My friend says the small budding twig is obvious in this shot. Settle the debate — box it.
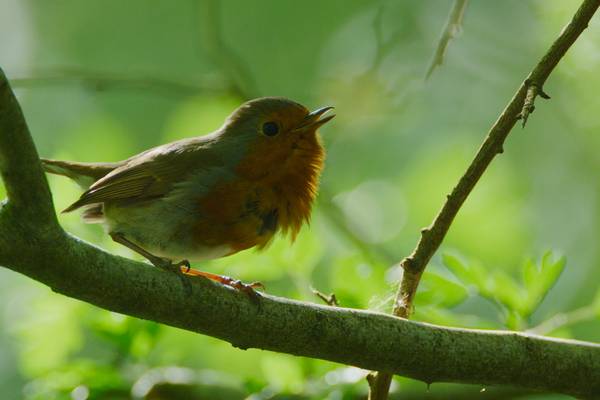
[312,288,340,307]
[519,79,552,127]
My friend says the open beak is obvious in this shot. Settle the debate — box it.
[294,106,335,131]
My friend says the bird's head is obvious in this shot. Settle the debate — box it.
[222,97,334,182]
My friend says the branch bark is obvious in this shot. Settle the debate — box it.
[0,71,57,231]
[369,0,600,398]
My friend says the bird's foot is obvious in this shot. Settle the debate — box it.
[150,257,263,300]
[182,267,264,301]
[221,277,265,297]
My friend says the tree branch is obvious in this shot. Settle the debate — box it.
[425,0,469,79]
[0,232,599,398]
[0,67,599,398]
[369,0,600,398]
[9,67,225,98]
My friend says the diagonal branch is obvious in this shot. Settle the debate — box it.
[369,0,600,398]
[396,0,599,318]
[0,67,599,398]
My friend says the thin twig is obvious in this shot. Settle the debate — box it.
[368,5,403,74]
[198,0,259,99]
[311,287,340,307]
[10,67,224,97]
[425,0,469,80]
[369,1,600,399]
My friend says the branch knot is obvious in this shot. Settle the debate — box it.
[519,79,551,128]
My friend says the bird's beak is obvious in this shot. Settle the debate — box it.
[294,106,335,132]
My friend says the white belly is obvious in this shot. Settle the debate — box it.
[102,200,233,262]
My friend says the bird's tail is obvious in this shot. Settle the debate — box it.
[41,158,122,189]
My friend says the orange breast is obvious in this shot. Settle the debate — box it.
[192,180,278,254]
[193,129,325,256]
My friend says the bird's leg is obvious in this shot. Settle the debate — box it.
[181,268,264,296]
[109,232,263,298]
[109,232,188,273]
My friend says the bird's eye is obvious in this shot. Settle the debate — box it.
[262,121,279,136]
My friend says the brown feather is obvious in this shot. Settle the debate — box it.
[41,158,122,188]
[62,137,224,212]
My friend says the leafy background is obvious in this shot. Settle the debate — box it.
[1,0,599,399]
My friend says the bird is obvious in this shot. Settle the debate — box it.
[42,97,334,294]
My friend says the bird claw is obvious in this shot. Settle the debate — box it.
[216,277,264,303]
[176,265,264,302]
[230,280,264,291]
[229,280,264,300]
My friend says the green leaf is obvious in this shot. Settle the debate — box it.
[504,309,526,331]
[442,254,488,292]
[522,257,539,290]
[488,270,527,315]
[416,271,469,308]
[540,252,567,290]
[521,252,566,316]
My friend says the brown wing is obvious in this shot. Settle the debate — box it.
[41,158,124,189]
[63,136,222,212]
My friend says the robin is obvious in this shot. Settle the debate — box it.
[42,97,334,293]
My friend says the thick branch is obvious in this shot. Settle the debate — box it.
[0,233,598,398]
[0,68,599,397]
[370,1,600,398]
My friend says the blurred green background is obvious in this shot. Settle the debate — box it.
[1,0,599,399]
